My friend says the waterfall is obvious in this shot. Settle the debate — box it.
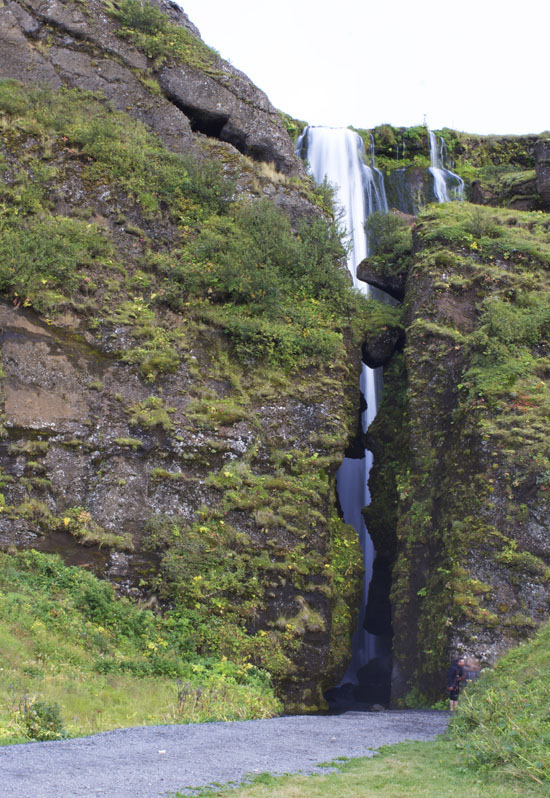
[297,127,389,700]
[428,130,464,203]
[298,127,387,286]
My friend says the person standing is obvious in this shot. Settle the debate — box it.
[446,656,465,711]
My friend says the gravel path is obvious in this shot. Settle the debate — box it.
[1,711,449,798]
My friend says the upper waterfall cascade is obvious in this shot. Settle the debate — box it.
[298,127,391,703]
[428,130,465,203]
[298,127,387,288]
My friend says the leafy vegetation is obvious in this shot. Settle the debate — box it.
[0,550,281,743]
[353,124,431,173]
[0,78,374,370]
[365,211,413,276]
[106,0,220,72]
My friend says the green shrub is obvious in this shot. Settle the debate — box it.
[0,216,112,313]
[109,0,219,72]
[22,699,67,741]
[366,211,412,260]
[110,0,168,34]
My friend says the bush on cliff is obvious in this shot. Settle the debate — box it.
[0,78,371,369]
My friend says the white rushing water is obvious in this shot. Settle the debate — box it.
[297,127,388,683]
[428,130,464,203]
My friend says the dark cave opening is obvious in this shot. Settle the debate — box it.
[165,94,230,140]
[164,94,280,168]
[325,554,393,710]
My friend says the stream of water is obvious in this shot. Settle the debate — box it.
[297,127,389,701]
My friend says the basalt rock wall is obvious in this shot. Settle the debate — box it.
[0,2,364,710]
[365,202,550,703]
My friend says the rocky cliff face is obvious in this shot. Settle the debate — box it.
[535,139,550,210]
[4,0,550,714]
[0,0,300,175]
[363,202,550,703]
[357,124,543,212]
[0,1,366,710]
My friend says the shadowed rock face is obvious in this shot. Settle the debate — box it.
[0,0,302,175]
[535,139,550,209]
[364,203,550,704]
[357,258,407,302]
[361,326,404,369]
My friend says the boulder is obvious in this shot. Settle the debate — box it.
[361,325,404,368]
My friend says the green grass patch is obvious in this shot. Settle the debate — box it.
[449,621,550,784]
[0,550,281,743]
[177,739,539,798]
[106,0,221,73]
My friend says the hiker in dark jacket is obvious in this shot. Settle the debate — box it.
[446,656,465,711]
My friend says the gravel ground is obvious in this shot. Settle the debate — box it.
[1,710,449,798]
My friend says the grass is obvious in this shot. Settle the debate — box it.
[450,622,550,784]
[0,550,281,744]
[171,740,542,798]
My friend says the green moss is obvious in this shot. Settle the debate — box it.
[7,440,50,457]
[113,437,144,450]
[58,507,134,550]
[370,201,550,702]
[277,110,307,146]
[127,396,175,432]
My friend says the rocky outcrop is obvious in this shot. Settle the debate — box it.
[357,258,408,302]
[0,0,302,174]
[535,138,550,209]
[0,54,363,710]
[366,202,550,704]
[361,326,404,369]
[385,166,434,215]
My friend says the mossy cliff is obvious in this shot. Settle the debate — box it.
[0,1,378,710]
[364,203,550,703]
[354,124,545,213]
[3,0,550,714]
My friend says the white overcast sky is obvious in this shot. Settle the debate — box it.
[177,0,548,136]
